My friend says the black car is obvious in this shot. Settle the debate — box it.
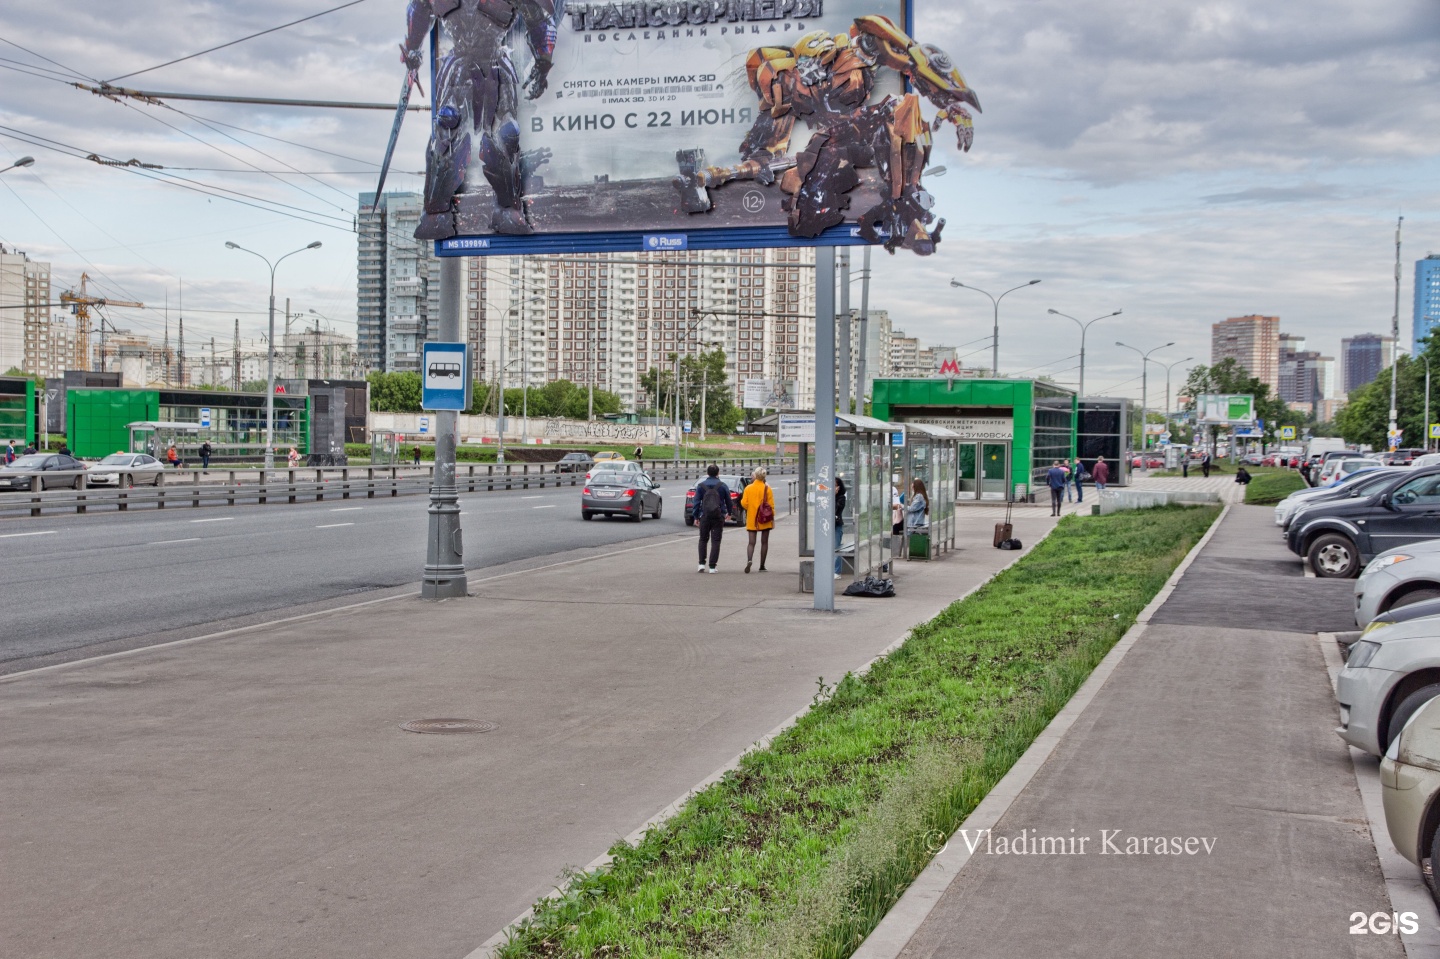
[1288,467,1440,577]
[0,453,88,491]
[554,451,593,473]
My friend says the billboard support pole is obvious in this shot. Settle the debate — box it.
[421,255,468,600]
[814,246,837,613]
[856,246,871,412]
[839,248,852,416]
[1391,216,1404,450]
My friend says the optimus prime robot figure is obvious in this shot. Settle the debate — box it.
[673,15,980,256]
[399,0,561,238]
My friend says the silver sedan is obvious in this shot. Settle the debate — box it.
[1336,618,1440,755]
[581,470,662,522]
[86,453,166,487]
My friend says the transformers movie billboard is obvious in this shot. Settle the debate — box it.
[385,1,979,258]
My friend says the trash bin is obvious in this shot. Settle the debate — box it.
[908,532,931,559]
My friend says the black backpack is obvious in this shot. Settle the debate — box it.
[700,482,726,522]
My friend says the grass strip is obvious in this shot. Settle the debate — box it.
[1245,468,1306,505]
[496,505,1221,959]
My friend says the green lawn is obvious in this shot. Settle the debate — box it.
[496,505,1221,959]
[1244,469,1307,505]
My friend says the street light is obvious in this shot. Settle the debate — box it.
[1115,340,1174,468]
[950,278,1041,377]
[0,156,34,174]
[224,240,323,471]
[1159,356,1194,444]
[1047,308,1122,398]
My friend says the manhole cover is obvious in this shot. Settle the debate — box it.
[401,718,497,735]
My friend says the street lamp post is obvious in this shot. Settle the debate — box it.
[225,240,322,471]
[1160,356,1194,444]
[0,156,35,174]
[1116,340,1174,468]
[1047,308,1122,398]
[950,278,1041,377]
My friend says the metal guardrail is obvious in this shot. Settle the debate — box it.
[0,458,799,519]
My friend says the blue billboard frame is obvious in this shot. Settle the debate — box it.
[430,1,917,259]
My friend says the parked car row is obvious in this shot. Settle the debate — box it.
[1306,464,1440,903]
[0,452,89,490]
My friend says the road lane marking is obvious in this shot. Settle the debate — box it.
[190,517,233,524]
[532,505,557,509]
[148,538,202,546]
[0,530,55,539]
[330,507,363,512]
[316,522,354,529]
[521,495,545,500]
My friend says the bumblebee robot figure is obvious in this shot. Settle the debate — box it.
[673,15,979,256]
[401,0,561,238]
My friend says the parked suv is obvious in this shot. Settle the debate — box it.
[1288,467,1440,577]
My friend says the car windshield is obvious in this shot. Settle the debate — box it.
[99,454,134,465]
[589,472,633,486]
[8,454,46,469]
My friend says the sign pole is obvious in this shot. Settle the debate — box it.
[814,246,837,613]
[421,256,468,600]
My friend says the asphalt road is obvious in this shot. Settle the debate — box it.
[0,481,715,670]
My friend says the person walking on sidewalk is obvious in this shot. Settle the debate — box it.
[741,466,775,573]
[1092,456,1109,491]
[693,464,733,573]
[1071,455,1087,504]
[833,475,848,578]
[1201,449,1212,478]
[1046,460,1068,516]
[200,441,213,472]
[5,440,14,465]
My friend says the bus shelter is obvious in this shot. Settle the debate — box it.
[371,430,402,465]
[127,422,204,463]
[895,422,959,560]
[752,411,898,592]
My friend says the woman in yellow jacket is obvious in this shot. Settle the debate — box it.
[740,465,776,574]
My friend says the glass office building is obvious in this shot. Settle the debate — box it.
[67,388,310,459]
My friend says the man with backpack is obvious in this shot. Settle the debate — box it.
[693,464,734,573]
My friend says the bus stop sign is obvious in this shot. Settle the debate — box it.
[421,342,469,411]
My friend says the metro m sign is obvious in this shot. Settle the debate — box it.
[938,359,962,376]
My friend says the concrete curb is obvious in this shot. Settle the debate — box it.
[850,501,1230,959]
[464,517,1070,959]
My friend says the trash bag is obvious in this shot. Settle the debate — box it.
[998,538,1024,550]
[843,575,896,597]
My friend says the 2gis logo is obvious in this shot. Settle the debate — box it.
[1349,911,1419,935]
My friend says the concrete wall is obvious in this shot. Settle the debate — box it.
[369,412,678,445]
[1096,488,1222,515]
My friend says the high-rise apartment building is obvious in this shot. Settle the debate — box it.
[357,192,441,374]
[1341,333,1397,394]
[1211,314,1280,390]
[0,245,51,374]
[458,249,818,413]
[888,332,921,377]
[1416,255,1440,346]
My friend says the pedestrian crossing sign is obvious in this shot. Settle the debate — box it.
[1279,426,1296,440]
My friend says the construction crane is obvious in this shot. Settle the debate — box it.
[59,273,143,371]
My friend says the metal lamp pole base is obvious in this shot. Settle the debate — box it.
[422,257,468,599]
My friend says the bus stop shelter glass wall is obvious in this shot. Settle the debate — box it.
[900,423,959,557]
[0,377,36,446]
[158,390,308,461]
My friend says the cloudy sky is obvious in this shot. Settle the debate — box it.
[0,0,1436,396]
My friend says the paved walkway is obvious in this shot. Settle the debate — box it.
[0,506,1062,959]
[868,503,1408,959]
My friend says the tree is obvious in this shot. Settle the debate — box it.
[367,372,421,412]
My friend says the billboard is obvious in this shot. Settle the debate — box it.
[1196,394,1256,425]
[388,1,985,258]
[743,377,794,408]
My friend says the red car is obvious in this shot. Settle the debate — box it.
[684,474,746,527]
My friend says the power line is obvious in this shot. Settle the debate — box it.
[0,36,95,82]
[105,0,374,83]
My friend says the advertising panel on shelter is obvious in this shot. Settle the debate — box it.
[381,1,984,257]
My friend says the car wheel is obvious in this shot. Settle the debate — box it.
[632,503,644,522]
[155,472,163,488]
[582,511,593,521]
[72,475,84,490]
[652,501,663,520]
[1389,588,1440,612]
[1386,684,1440,751]
[1309,533,1360,578]
[685,515,694,527]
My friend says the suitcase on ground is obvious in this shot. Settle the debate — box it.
[993,501,1014,548]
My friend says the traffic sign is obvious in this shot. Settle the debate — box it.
[421,342,469,411]
[891,431,905,447]
[682,419,693,434]
[1430,423,1440,439]
[1279,425,1296,440]
[419,416,430,435]
[199,407,211,429]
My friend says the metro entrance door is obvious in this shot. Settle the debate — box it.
[955,442,1011,500]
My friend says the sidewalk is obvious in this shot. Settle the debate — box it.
[863,503,1404,959]
[0,506,1061,959]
